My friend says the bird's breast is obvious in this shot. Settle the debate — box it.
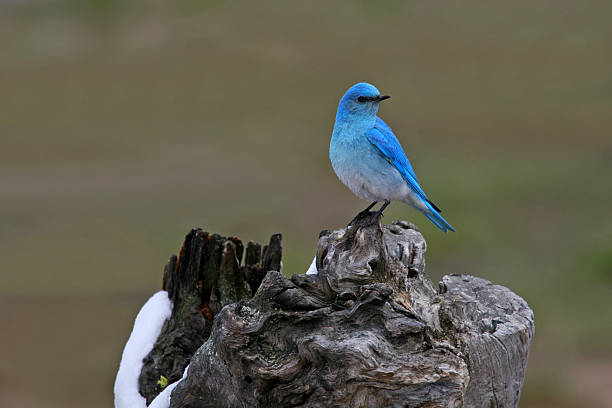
[330,126,414,203]
[330,129,385,201]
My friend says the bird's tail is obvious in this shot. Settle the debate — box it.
[422,202,456,233]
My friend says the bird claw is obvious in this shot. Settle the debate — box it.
[347,200,388,229]
[347,210,383,229]
[347,209,372,228]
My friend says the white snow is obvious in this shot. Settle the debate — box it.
[306,256,318,275]
[114,291,173,408]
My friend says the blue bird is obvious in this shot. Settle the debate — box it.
[330,82,455,232]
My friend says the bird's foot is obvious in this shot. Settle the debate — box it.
[348,209,384,230]
[346,202,379,227]
[346,208,375,228]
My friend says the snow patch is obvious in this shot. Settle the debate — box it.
[306,256,318,275]
[114,291,173,408]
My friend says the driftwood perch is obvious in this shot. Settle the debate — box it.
[139,217,534,407]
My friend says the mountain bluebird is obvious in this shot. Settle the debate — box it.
[329,82,455,232]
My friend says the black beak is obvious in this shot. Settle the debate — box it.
[376,95,390,102]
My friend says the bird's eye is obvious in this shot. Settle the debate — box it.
[357,96,366,103]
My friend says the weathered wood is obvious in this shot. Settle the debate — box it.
[138,229,282,404]
[164,216,534,408]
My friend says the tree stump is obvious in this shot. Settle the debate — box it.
[138,229,282,404]
[141,217,534,408]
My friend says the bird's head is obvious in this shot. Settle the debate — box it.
[337,82,390,119]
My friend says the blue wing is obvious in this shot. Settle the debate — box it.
[366,117,455,232]
[366,117,427,202]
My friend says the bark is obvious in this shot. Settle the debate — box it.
[143,215,534,407]
[138,229,282,404]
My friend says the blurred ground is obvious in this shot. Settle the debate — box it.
[1,1,611,407]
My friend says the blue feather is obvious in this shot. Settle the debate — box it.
[423,202,456,233]
[330,82,455,233]
[366,118,455,233]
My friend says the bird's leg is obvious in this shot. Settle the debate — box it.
[375,200,390,216]
[347,201,378,227]
[367,200,390,223]
[362,201,378,213]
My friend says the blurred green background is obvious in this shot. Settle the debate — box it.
[1,1,611,407]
